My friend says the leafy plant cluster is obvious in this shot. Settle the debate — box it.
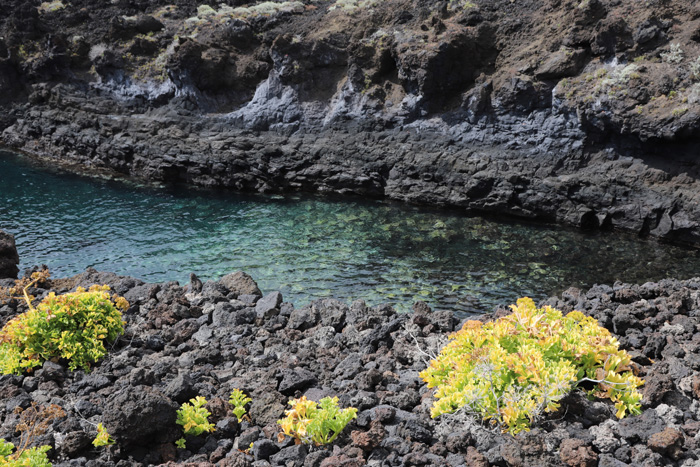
[0,284,128,374]
[176,391,356,448]
[447,0,476,11]
[329,0,381,13]
[662,43,684,64]
[0,441,51,467]
[277,396,357,445]
[420,297,644,434]
[185,1,304,26]
[176,396,216,448]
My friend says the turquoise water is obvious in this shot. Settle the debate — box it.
[2,150,699,316]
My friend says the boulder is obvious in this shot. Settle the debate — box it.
[220,271,262,297]
[255,291,282,319]
[102,385,178,446]
[535,48,587,80]
[559,438,598,467]
[0,230,19,279]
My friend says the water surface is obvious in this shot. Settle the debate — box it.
[2,150,699,316]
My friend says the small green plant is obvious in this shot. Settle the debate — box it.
[688,84,700,104]
[188,1,304,21]
[176,397,215,448]
[0,403,66,466]
[0,284,128,374]
[420,298,644,434]
[92,423,115,448]
[690,57,700,80]
[447,0,476,10]
[153,5,178,19]
[197,4,217,17]
[277,396,357,445]
[329,0,381,12]
[599,64,639,92]
[671,107,688,117]
[668,90,677,99]
[229,389,252,422]
[662,43,684,64]
[362,74,373,93]
[37,1,65,14]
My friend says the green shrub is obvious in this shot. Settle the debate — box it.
[662,43,684,64]
[329,0,380,12]
[671,107,688,117]
[0,285,127,374]
[447,0,476,10]
[420,297,644,434]
[37,1,65,14]
[229,389,252,422]
[277,396,357,445]
[197,4,217,17]
[690,57,700,80]
[229,1,304,18]
[176,396,215,448]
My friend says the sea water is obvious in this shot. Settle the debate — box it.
[2,150,699,316]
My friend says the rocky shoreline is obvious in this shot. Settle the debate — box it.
[2,0,700,245]
[6,103,700,247]
[0,264,698,466]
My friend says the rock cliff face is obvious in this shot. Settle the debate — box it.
[0,230,19,279]
[2,0,700,243]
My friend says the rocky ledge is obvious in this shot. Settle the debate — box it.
[0,268,699,466]
[2,0,700,244]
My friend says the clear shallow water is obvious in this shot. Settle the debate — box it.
[2,150,700,316]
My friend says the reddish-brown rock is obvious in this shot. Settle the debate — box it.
[350,419,385,451]
[692,374,700,399]
[465,446,489,467]
[648,427,684,460]
[559,438,598,467]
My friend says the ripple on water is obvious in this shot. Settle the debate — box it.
[2,150,700,317]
